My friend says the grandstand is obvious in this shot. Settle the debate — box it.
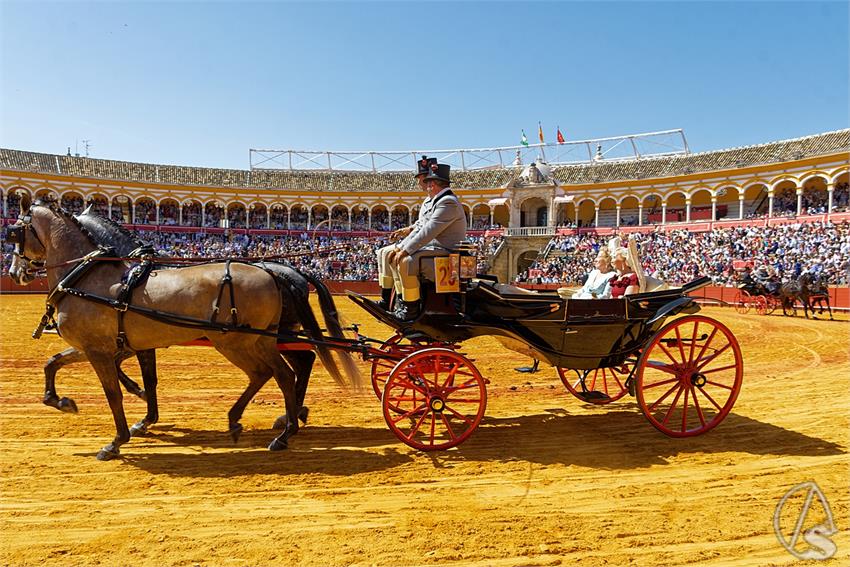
[1,129,848,285]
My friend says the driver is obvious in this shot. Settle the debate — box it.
[386,161,467,320]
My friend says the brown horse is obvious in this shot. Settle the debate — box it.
[8,197,359,460]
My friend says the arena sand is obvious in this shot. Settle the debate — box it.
[1,294,847,567]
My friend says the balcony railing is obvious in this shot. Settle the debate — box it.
[505,226,558,237]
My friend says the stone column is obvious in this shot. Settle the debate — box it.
[738,195,745,220]
[201,206,205,228]
[615,204,621,227]
[594,205,600,228]
[685,199,691,223]
[711,197,717,221]
[489,208,494,227]
[131,203,136,224]
[265,208,270,229]
[796,189,803,216]
[178,204,183,226]
[307,208,313,230]
[768,193,774,218]
[347,209,352,231]
[287,209,291,230]
[827,183,834,215]
[108,200,112,220]
[155,203,160,225]
[661,203,667,225]
[638,204,643,226]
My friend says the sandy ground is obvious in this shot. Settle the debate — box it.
[0,294,848,567]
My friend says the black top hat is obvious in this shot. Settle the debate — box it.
[422,162,451,185]
[415,155,438,177]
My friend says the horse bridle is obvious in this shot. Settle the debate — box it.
[6,210,47,268]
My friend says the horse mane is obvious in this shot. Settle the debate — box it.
[75,209,153,256]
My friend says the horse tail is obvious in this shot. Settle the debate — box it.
[300,271,362,390]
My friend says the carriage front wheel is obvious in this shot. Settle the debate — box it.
[382,348,487,451]
[635,315,743,437]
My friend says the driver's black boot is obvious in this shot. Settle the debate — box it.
[394,300,421,321]
[377,287,393,311]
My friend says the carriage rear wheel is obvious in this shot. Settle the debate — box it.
[635,315,743,437]
[382,348,487,451]
[557,363,632,405]
[734,290,750,314]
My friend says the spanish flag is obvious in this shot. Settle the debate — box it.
[557,127,565,144]
[538,122,544,144]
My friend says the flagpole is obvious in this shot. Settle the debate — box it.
[538,122,547,163]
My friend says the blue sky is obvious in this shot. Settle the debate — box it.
[1,1,847,169]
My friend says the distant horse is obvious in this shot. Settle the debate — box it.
[780,272,832,319]
[8,197,359,459]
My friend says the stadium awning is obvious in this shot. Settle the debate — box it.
[553,196,574,204]
[487,198,509,207]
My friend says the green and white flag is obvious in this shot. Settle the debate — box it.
[520,130,529,146]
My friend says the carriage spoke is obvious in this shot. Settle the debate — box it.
[601,369,609,395]
[392,378,429,396]
[643,377,679,389]
[588,370,597,391]
[445,405,474,425]
[391,404,428,424]
[690,385,706,427]
[657,342,681,365]
[429,414,436,445]
[687,321,699,364]
[444,398,483,403]
[661,386,685,425]
[705,380,733,390]
[674,326,687,362]
[443,363,462,387]
[611,370,626,391]
[681,385,690,432]
[440,414,457,440]
[701,364,738,375]
[649,382,681,412]
[645,361,678,375]
[445,378,481,393]
[405,409,432,441]
[694,343,732,370]
[692,327,719,364]
[697,386,723,411]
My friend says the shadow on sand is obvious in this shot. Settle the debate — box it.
[114,404,845,478]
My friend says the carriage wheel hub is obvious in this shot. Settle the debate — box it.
[690,372,707,387]
[429,396,445,413]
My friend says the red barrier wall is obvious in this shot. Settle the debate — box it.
[2,277,847,309]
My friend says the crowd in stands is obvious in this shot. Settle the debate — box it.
[516,221,850,286]
[1,223,506,283]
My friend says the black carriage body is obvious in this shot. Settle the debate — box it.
[352,277,708,370]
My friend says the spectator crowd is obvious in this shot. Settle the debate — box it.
[516,221,850,286]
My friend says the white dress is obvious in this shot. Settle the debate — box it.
[574,269,616,299]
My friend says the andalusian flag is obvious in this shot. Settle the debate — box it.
[557,126,565,144]
[520,130,529,146]
[538,122,544,144]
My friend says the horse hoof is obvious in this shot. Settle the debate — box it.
[272,415,287,430]
[298,406,310,425]
[96,446,120,461]
[228,423,243,443]
[58,398,78,414]
[129,421,149,437]
[268,437,288,451]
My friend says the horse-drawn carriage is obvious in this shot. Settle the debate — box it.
[7,199,745,456]
[349,257,743,450]
[734,281,781,316]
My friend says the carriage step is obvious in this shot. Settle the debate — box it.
[578,390,611,402]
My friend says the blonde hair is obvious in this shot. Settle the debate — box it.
[596,247,613,267]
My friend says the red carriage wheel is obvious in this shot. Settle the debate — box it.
[734,290,750,314]
[763,295,779,315]
[557,363,631,405]
[635,315,743,437]
[382,348,487,451]
[755,295,768,316]
[370,333,409,400]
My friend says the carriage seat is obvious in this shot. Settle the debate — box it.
[466,280,562,320]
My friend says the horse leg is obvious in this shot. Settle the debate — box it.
[43,348,85,413]
[273,350,315,429]
[267,353,299,451]
[226,371,272,443]
[116,351,147,402]
[88,352,131,461]
[129,350,159,437]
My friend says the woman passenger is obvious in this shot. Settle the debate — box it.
[606,246,641,298]
[574,247,616,299]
